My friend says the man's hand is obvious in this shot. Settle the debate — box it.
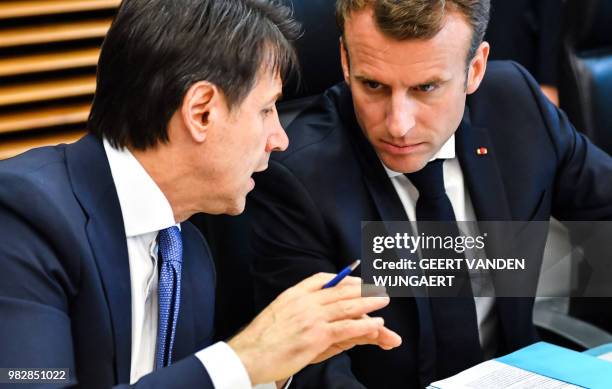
[228,273,401,385]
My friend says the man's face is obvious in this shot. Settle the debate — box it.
[341,8,488,173]
[202,70,287,215]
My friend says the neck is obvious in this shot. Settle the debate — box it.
[130,145,196,223]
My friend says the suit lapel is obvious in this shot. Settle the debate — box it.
[456,109,534,350]
[172,222,196,362]
[66,135,132,383]
[456,108,512,221]
[358,149,408,222]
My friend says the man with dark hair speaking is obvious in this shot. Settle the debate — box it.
[249,0,612,388]
[0,1,401,388]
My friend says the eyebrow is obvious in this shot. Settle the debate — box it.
[354,74,448,88]
[265,92,283,106]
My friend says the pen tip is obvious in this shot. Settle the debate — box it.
[350,259,361,271]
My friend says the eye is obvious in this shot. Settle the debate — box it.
[363,80,382,90]
[261,107,274,117]
[415,83,437,92]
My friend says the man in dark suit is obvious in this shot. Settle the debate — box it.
[0,1,401,388]
[248,0,612,387]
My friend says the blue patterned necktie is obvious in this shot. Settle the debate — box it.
[156,226,183,369]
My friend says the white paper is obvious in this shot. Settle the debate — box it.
[428,360,582,389]
[597,351,612,362]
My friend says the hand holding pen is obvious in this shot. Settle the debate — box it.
[228,263,401,385]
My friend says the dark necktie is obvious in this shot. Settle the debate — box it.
[405,159,483,378]
[156,226,183,369]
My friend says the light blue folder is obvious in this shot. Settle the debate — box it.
[497,342,612,389]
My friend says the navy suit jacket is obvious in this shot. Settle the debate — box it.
[0,135,217,388]
[248,61,612,388]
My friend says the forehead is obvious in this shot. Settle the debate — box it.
[344,8,472,83]
[245,68,283,103]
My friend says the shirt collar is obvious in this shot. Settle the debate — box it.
[103,138,176,237]
[383,134,456,178]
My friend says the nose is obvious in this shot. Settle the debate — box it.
[386,92,416,138]
[266,111,289,152]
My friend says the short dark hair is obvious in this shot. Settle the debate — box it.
[336,0,490,63]
[89,0,300,150]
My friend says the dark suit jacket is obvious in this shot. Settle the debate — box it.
[248,61,612,388]
[0,135,217,388]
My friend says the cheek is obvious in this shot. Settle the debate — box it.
[238,121,268,169]
[421,92,465,139]
[252,124,268,160]
[214,133,252,183]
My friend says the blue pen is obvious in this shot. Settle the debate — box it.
[323,260,361,288]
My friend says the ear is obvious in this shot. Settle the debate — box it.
[340,37,351,85]
[466,41,490,95]
[180,81,221,143]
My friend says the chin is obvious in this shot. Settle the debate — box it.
[224,198,246,216]
[380,153,430,174]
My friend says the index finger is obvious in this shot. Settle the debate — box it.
[295,273,362,293]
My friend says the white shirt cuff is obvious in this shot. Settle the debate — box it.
[196,341,292,389]
[196,341,251,389]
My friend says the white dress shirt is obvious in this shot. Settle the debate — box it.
[381,135,499,358]
[103,139,278,388]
